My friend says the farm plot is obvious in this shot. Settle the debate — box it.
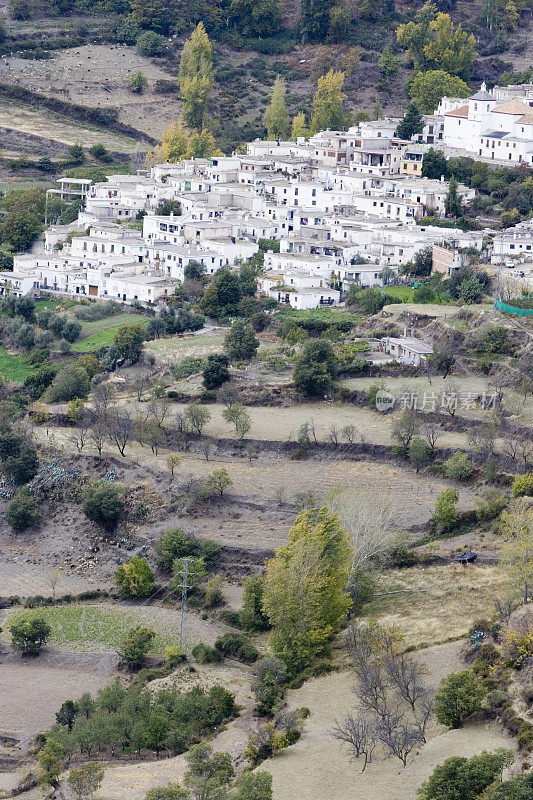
[4,602,232,654]
[72,313,149,351]
[0,345,36,382]
[0,100,139,153]
[264,642,515,800]
[0,45,182,139]
[364,563,509,648]
[0,658,114,735]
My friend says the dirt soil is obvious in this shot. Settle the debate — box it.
[263,641,517,800]
[0,45,181,138]
[0,646,118,736]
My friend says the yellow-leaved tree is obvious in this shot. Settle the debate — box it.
[263,507,353,672]
[500,499,533,605]
[147,121,220,166]
[178,22,213,130]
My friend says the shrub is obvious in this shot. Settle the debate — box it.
[203,353,230,390]
[61,320,82,343]
[83,481,124,532]
[203,576,223,608]
[512,473,533,498]
[239,574,270,631]
[293,340,336,397]
[9,614,51,655]
[119,625,155,668]
[444,452,473,481]
[434,670,484,728]
[215,632,259,664]
[115,557,155,598]
[174,356,207,380]
[192,643,222,664]
[6,487,42,532]
[155,527,221,571]
[46,365,91,403]
[136,31,167,56]
[433,487,458,529]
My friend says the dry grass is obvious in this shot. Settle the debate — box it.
[264,644,516,800]
[364,564,509,648]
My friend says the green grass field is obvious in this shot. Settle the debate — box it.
[6,604,181,654]
[384,286,415,302]
[72,314,149,352]
[274,308,362,325]
[0,345,36,382]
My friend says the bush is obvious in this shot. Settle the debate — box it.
[61,320,82,343]
[203,353,230,390]
[215,632,259,664]
[83,481,124,532]
[293,340,336,397]
[155,527,221,571]
[444,452,473,481]
[115,557,155,598]
[512,473,533,498]
[119,625,155,669]
[46,365,91,403]
[136,31,167,56]
[9,614,51,655]
[6,487,42,532]
[192,643,222,664]
[433,487,458,529]
[174,356,207,380]
[239,574,270,631]
[434,670,484,728]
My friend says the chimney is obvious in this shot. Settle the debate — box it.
[440,175,444,183]
[411,327,414,338]
[403,325,407,337]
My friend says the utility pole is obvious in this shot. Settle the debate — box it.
[177,557,193,653]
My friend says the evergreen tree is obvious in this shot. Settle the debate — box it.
[263,507,353,671]
[445,175,463,217]
[291,112,309,140]
[265,76,289,139]
[422,146,449,179]
[310,69,347,134]
[178,22,213,130]
[395,102,424,139]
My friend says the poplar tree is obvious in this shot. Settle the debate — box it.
[310,69,347,134]
[178,22,213,130]
[291,111,309,140]
[263,507,353,671]
[265,76,289,139]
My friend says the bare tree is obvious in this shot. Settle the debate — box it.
[331,714,376,771]
[391,408,421,451]
[132,373,151,402]
[89,419,107,456]
[502,436,520,461]
[384,652,429,716]
[376,716,423,766]
[92,382,116,424]
[108,411,132,457]
[328,425,340,447]
[201,440,212,461]
[69,423,88,453]
[342,424,359,444]
[146,399,170,428]
[440,381,461,417]
[422,422,440,452]
[325,487,400,576]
